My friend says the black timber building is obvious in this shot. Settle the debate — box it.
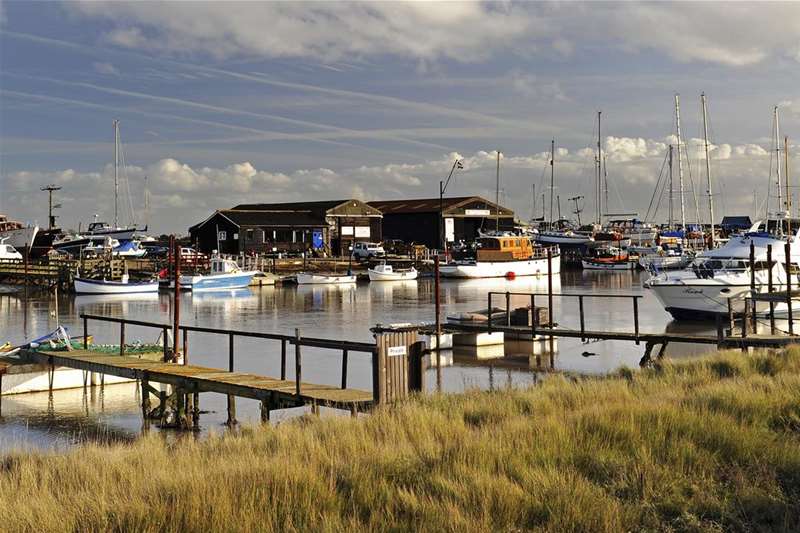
[189,200,382,256]
[368,196,514,249]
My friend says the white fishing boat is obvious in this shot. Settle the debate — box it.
[368,262,418,281]
[179,255,257,291]
[0,238,23,260]
[74,273,159,295]
[296,272,357,285]
[440,235,560,278]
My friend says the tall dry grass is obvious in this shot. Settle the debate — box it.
[1,348,800,532]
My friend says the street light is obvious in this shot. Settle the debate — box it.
[439,158,464,258]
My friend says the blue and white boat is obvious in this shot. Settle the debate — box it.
[74,274,159,294]
[179,255,257,291]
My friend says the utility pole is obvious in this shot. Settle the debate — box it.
[701,93,715,248]
[41,185,62,229]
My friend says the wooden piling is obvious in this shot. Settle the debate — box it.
[172,237,181,362]
[505,291,511,326]
[786,239,794,335]
[749,242,757,328]
[83,316,88,350]
[633,297,640,345]
[768,244,776,333]
[227,332,236,425]
[434,255,442,390]
[341,349,348,389]
[120,322,126,356]
[578,295,585,341]
[280,339,286,380]
[295,328,302,399]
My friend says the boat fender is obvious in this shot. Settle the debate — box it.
[505,271,516,279]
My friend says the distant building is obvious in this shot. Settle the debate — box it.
[368,196,514,249]
[189,200,382,255]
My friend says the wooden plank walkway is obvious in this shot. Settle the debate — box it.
[25,349,373,411]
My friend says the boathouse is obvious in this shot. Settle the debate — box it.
[368,196,514,249]
[189,200,383,256]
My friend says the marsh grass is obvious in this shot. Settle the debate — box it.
[2,348,800,531]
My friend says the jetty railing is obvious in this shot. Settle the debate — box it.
[80,313,378,398]
[486,291,644,343]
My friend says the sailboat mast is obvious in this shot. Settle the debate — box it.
[144,175,151,230]
[495,149,501,231]
[596,111,602,225]
[550,139,555,230]
[674,94,686,231]
[775,106,783,220]
[701,93,715,248]
[603,154,609,221]
[113,119,119,228]
[668,145,674,230]
[786,136,792,235]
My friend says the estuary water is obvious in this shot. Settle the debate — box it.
[0,270,722,450]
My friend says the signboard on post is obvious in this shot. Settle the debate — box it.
[445,217,455,242]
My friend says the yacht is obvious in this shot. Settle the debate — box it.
[646,218,800,320]
[440,235,560,278]
[0,214,38,252]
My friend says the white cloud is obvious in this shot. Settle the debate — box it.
[67,3,800,66]
[92,61,119,76]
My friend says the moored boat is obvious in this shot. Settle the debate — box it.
[581,246,636,270]
[74,274,159,295]
[368,262,418,281]
[0,215,38,252]
[0,239,23,260]
[296,272,357,284]
[179,255,257,291]
[440,235,560,278]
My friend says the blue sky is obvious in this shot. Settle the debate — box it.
[2,1,800,232]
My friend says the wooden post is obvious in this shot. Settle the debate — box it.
[172,237,181,363]
[295,328,302,399]
[728,298,735,335]
[341,349,348,389]
[742,299,749,339]
[120,322,125,356]
[530,294,536,337]
[83,316,88,350]
[280,339,287,379]
[434,255,442,391]
[182,328,188,365]
[260,398,270,423]
[192,391,200,427]
[505,291,511,326]
[633,297,640,345]
[162,326,169,362]
[141,375,151,424]
[578,295,585,341]
[372,348,380,404]
[227,332,236,426]
[408,341,425,392]
[716,314,724,346]
[786,239,794,335]
[749,241,757,328]
[768,244,775,333]
[487,292,493,334]
[547,248,554,327]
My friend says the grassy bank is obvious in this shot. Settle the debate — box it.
[2,350,800,532]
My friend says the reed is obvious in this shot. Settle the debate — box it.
[2,348,800,532]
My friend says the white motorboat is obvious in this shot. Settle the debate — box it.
[0,239,23,261]
[179,255,257,291]
[647,218,800,320]
[638,249,694,271]
[440,235,560,278]
[534,229,594,246]
[368,262,418,281]
[296,272,357,285]
[74,274,159,295]
[0,215,38,251]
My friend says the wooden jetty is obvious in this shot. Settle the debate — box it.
[10,313,423,428]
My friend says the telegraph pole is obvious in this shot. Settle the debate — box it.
[41,184,62,229]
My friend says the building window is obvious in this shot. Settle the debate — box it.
[233,233,239,240]
[218,231,227,241]
[246,229,254,241]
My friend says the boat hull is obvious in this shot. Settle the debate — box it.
[440,255,561,278]
[0,226,38,251]
[534,233,593,245]
[180,271,257,291]
[638,255,691,270]
[581,260,636,271]
[368,269,418,281]
[648,280,786,319]
[296,273,357,284]
[74,278,159,295]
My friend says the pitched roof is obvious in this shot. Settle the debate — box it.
[191,209,326,230]
[368,196,511,215]
[232,200,347,214]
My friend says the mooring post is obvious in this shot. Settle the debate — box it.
[487,291,493,334]
[530,294,537,337]
[728,298,735,335]
[226,332,236,425]
[786,239,794,335]
[162,326,169,362]
[182,328,188,365]
[341,349,348,389]
[547,248,554,327]
[716,314,724,346]
[768,244,776,333]
[633,297,640,345]
[295,328,302,399]
[280,339,287,380]
[120,322,125,356]
[505,291,511,326]
[749,241,757,329]
[260,398,270,423]
[434,255,442,391]
[141,374,151,424]
[172,237,181,363]
[83,315,88,350]
[578,295,585,341]
[742,299,749,339]
[192,391,200,428]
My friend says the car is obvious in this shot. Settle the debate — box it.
[352,242,385,260]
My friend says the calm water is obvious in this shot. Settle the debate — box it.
[0,270,721,450]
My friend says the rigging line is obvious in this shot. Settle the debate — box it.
[644,150,670,222]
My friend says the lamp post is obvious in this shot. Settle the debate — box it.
[439,158,463,259]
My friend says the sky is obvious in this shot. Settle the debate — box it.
[2,1,800,234]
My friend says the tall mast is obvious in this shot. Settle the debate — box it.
[144,175,151,230]
[775,106,783,221]
[495,149,501,231]
[113,119,119,227]
[550,139,555,229]
[603,154,609,220]
[701,93,715,248]
[596,111,602,225]
[668,145,674,230]
[531,184,535,221]
[786,136,792,236]
[674,94,686,231]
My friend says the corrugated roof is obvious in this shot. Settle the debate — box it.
[194,210,326,229]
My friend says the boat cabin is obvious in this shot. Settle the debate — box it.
[210,256,241,275]
[476,236,534,261]
[0,241,22,260]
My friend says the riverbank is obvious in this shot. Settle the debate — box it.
[1,348,799,531]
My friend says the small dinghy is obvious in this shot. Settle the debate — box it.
[296,272,357,285]
[581,247,636,271]
[74,273,159,294]
[368,262,418,281]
